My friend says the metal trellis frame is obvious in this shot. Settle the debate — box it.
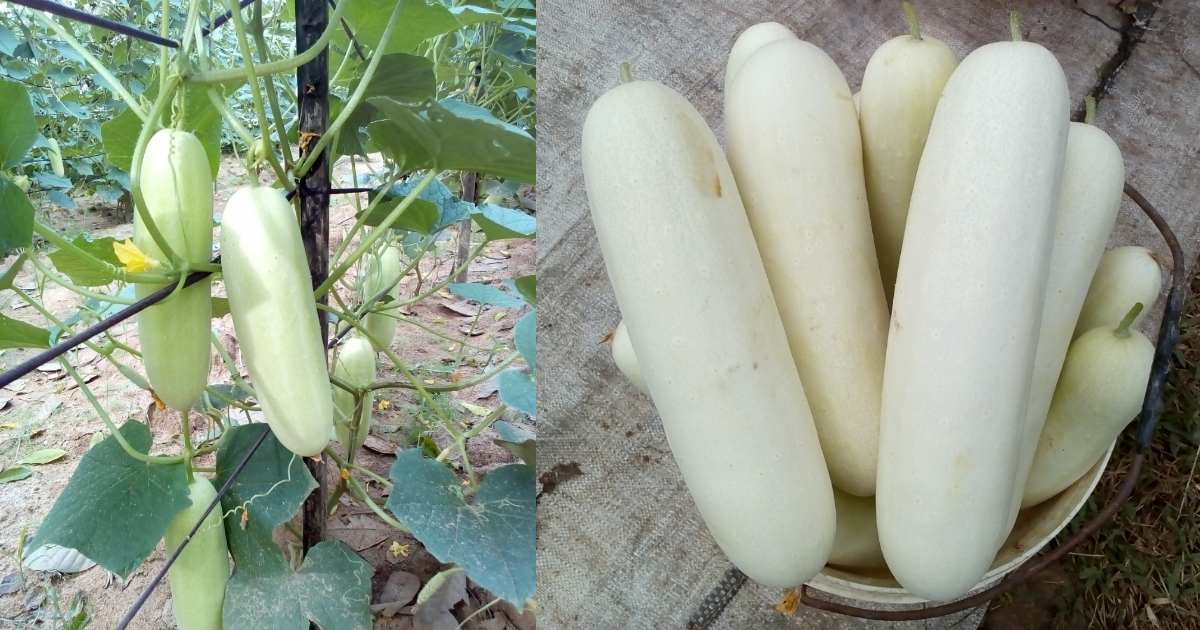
[689,182,1189,627]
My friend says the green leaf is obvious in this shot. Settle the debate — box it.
[28,421,189,577]
[386,451,535,605]
[366,177,470,234]
[514,312,535,372]
[0,177,34,255]
[367,98,535,182]
[362,53,435,103]
[19,448,66,465]
[0,466,32,483]
[222,539,374,630]
[47,235,121,287]
[212,296,230,319]
[342,0,501,55]
[492,421,534,468]
[217,425,371,630]
[0,314,50,350]
[0,79,35,167]
[472,204,535,241]
[509,275,535,305]
[215,424,316,531]
[448,282,525,308]
[498,369,534,416]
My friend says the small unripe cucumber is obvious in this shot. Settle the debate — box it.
[220,185,333,456]
[164,478,228,630]
[363,245,403,352]
[135,128,214,411]
[332,335,376,452]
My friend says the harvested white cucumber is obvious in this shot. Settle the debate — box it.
[221,186,334,457]
[1003,102,1125,537]
[876,33,1070,601]
[609,320,646,395]
[830,490,885,570]
[1023,305,1154,507]
[726,38,888,497]
[858,4,957,304]
[135,128,214,412]
[724,22,796,89]
[583,77,835,587]
[1075,245,1162,337]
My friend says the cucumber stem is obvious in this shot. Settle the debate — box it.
[1010,11,1023,41]
[902,1,922,40]
[1115,302,1143,337]
[619,62,633,84]
[1084,96,1097,125]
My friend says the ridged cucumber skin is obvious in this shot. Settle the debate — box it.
[332,335,376,451]
[220,185,333,456]
[363,246,402,352]
[135,128,214,412]
[164,478,228,630]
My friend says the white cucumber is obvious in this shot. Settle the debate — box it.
[726,38,888,497]
[135,128,214,412]
[1075,245,1162,337]
[583,78,834,587]
[858,11,957,304]
[876,38,1069,601]
[830,490,885,570]
[220,186,334,457]
[724,22,796,89]
[1023,306,1154,507]
[1003,115,1124,536]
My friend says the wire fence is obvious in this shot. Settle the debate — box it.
[0,1,350,627]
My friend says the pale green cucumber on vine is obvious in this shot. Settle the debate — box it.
[726,37,888,498]
[220,185,333,457]
[135,128,214,412]
[164,477,229,630]
[1002,99,1125,541]
[1074,245,1162,337]
[584,76,834,588]
[332,334,376,453]
[1022,304,1154,508]
[877,28,1070,601]
[46,137,65,178]
[363,244,402,352]
[858,2,957,304]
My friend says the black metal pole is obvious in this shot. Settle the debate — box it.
[295,0,330,554]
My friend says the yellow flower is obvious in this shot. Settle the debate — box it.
[389,541,410,558]
[113,239,160,273]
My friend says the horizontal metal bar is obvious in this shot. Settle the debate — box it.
[0,263,215,390]
[10,0,179,48]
